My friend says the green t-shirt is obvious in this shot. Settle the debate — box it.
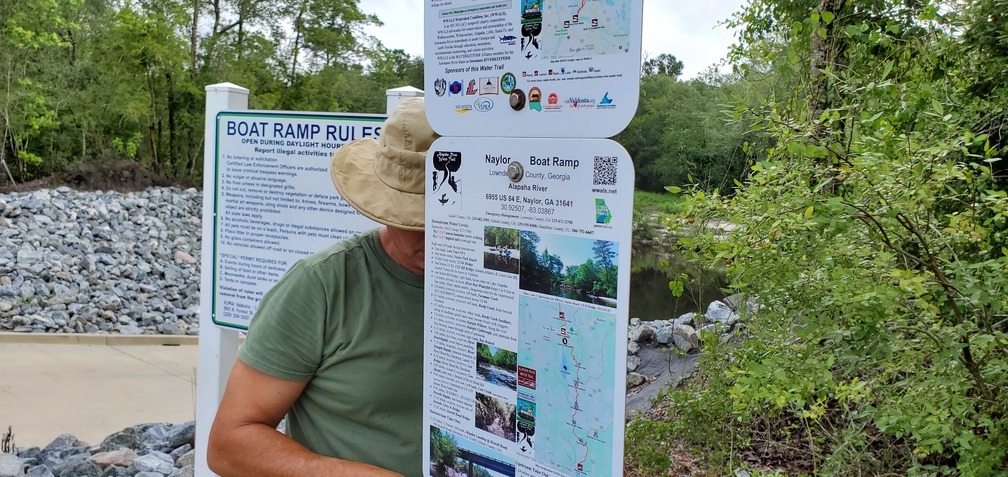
[238,229,424,476]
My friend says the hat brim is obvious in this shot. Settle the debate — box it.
[330,138,425,231]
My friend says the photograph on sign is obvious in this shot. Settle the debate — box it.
[424,0,643,138]
[211,111,384,330]
[422,136,634,476]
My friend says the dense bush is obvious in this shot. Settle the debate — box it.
[629,0,1008,474]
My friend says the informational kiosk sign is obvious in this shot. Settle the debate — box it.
[424,0,643,138]
[423,136,634,477]
[209,111,384,329]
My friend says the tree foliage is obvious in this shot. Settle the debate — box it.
[475,342,517,369]
[629,0,1008,474]
[618,56,760,194]
[429,427,458,475]
[0,0,424,183]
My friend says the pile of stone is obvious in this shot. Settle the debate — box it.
[0,421,195,477]
[0,187,202,335]
[625,299,743,388]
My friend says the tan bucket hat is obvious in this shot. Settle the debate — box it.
[330,97,438,231]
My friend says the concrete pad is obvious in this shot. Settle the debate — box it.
[0,343,199,448]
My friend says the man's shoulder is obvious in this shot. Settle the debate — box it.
[298,229,378,268]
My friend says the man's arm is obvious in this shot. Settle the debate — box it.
[207,359,402,477]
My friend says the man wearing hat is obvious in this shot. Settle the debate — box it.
[208,97,437,477]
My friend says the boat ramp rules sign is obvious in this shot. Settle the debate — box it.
[208,111,384,330]
[423,136,634,477]
[423,0,643,138]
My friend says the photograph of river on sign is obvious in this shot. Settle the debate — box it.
[517,295,616,476]
[542,0,631,59]
[430,426,516,477]
[519,230,618,308]
[476,342,518,391]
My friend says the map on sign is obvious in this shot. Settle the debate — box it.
[517,294,616,476]
[543,0,631,59]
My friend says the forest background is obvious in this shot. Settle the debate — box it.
[3,0,1007,475]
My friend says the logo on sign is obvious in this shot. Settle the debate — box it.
[434,78,447,97]
[479,77,499,95]
[544,92,561,111]
[449,81,463,95]
[597,92,616,109]
[518,366,537,389]
[466,79,478,95]
[528,87,542,112]
[596,199,612,224]
[474,98,494,112]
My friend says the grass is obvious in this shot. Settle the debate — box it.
[634,189,686,216]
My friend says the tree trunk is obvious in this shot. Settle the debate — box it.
[191,0,200,76]
[147,72,159,170]
[808,0,847,141]
[167,72,177,175]
[289,8,304,82]
[807,0,847,194]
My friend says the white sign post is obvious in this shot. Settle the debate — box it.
[422,0,642,474]
[423,137,634,477]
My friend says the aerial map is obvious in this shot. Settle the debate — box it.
[541,0,631,59]
[517,294,616,476]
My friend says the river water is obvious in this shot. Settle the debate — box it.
[628,245,727,321]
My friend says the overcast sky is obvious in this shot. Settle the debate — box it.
[361,1,747,79]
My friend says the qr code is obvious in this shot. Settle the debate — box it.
[593,156,618,185]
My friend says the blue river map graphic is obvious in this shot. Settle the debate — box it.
[517,294,616,476]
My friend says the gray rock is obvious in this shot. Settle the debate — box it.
[42,435,87,453]
[16,250,44,266]
[655,326,672,345]
[627,355,641,372]
[627,325,655,343]
[672,325,700,353]
[25,465,54,477]
[53,455,102,477]
[673,312,698,327]
[167,446,189,465]
[0,454,26,477]
[99,465,126,477]
[626,372,646,388]
[705,300,739,324]
[170,466,194,477]
[627,340,640,355]
[164,421,194,451]
[132,453,173,475]
[173,451,194,469]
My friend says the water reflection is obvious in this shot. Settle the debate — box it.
[629,245,727,321]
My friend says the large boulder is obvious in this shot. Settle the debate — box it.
[705,300,740,325]
[672,325,700,353]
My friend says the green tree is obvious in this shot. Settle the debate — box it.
[617,68,753,193]
[642,53,684,78]
[0,0,76,179]
[630,0,1008,474]
[429,427,458,475]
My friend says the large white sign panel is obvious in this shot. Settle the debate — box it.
[424,0,643,138]
[209,111,385,330]
[423,137,634,477]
